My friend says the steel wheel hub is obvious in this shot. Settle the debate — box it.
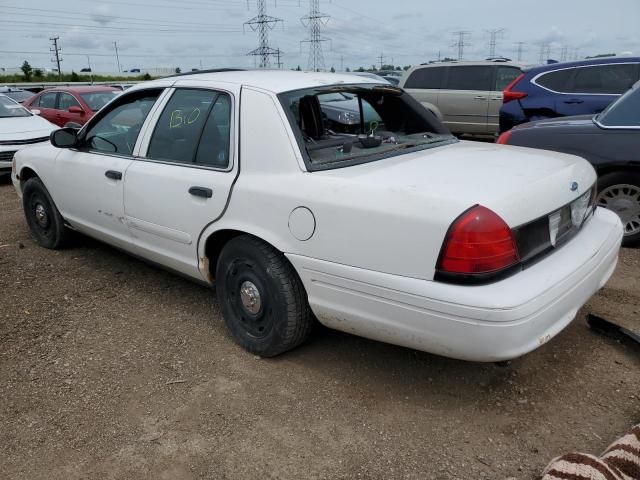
[239,280,261,315]
[34,203,49,228]
[597,184,640,236]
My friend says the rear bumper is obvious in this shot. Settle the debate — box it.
[288,207,623,362]
[499,102,527,133]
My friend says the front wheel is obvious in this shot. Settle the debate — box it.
[216,235,314,357]
[22,177,70,249]
[597,171,640,247]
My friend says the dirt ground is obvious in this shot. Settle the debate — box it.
[0,180,638,480]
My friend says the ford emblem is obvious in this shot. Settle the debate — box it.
[570,181,579,192]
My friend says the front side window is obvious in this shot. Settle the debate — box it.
[82,90,161,156]
[597,84,640,127]
[279,84,455,171]
[147,89,231,168]
[404,67,445,89]
[495,66,522,91]
[445,66,492,91]
[571,64,637,94]
[0,95,31,118]
[38,92,57,108]
[59,93,81,111]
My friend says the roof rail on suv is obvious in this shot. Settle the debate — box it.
[486,57,512,62]
[167,68,246,78]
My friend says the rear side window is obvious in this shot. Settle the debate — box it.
[404,67,445,89]
[147,89,231,168]
[536,69,574,92]
[38,92,57,108]
[495,67,522,91]
[445,66,492,91]
[571,64,637,94]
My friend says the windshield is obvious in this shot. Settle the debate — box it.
[279,84,454,171]
[0,95,31,118]
[80,91,119,112]
[597,83,640,127]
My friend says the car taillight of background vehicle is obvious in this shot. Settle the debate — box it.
[502,73,527,104]
[436,205,519,277]
[496,130,512,144]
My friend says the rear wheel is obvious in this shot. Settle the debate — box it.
[597,171,640,247]
[215,235,314,357]
[22,177,70,249]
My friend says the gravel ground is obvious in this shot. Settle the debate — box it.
[0,180,638,480]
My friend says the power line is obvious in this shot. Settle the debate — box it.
[451,31,471,61]
[244,0,283,69]
[50,37,62,78]
[301,0,330,72]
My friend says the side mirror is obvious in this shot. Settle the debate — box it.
[31,109,41,115]
[68,105,84,114]
[50,128,78,149]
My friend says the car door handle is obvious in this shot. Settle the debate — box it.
[189,186,213,198]
[563,99,584,104]
[105,170,122,180]
[474,95,487,100]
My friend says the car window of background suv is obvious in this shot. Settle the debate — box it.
[404,67,445,89]
[571,64,637,94]
[445,66,492,91]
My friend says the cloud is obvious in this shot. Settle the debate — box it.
[91,5,116,26]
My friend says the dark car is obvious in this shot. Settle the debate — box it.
[497,81,640,245]
[499,57,640,132]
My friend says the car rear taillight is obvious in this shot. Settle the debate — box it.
[496,130,513,144]
[437,205,519,276]
[502,73,527,103]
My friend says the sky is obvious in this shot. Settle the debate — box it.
[0,0,638,74]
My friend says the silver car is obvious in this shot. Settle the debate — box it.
[400,60,524,135]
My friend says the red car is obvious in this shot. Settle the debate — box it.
[23,86,120,127]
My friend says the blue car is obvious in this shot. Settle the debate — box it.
[499,57,640,132]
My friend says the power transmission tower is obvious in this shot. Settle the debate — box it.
[538,42,551,64]
[340,54,344,72]
[275,48,284,69]
[560,45,569,62]
[486,28,505,58]
[451,31,471,61]
[378,52,384,70]
[301,0,330,72]
[49,36,62,79]
[515,41,526,62]
[573,48,580,61]
[244,0,283,69]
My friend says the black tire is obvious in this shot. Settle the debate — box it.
[597,171,640,247]
[216,235,314,357]
[22,177,70,249]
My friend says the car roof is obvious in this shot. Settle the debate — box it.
[410,60,525,70]
[525,56,640,74]
[42,86,119,93]
[133,70,383,94]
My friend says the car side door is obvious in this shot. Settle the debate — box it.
[438,65,492,134]
[57,92,86,127]
[50,88,167,251]
[401,66,445,118]
[555,63,639,117]
[122,84,239,279]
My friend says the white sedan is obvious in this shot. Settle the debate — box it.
[0,94,56,178]
[11,70,623,361]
